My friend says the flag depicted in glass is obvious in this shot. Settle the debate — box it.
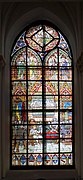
[11,21,74,168]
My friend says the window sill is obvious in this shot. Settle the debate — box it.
[6,169,78,180]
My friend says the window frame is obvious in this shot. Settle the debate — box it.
[10,20,75,170]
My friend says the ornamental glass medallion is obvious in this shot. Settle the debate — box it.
[11,21,73,168]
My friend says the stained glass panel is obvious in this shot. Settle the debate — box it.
[11,32,26,56]
[12,154,27,166]
[44,154,59,165]
[11,67,26,80]
[59,82,72,95]
[28,96,42,109]
[27,48,42,66]
[26,25,42,38]
[45,68,58,80]
[12,96,26,110]
[11,22,73,168]
[45,125,59,139]
[60,125,72,138]
[28,140,43,153]
[45,81,58,95]
[28,81,42,95]
[28,68,42,80]
[59,49,72,66]
[58,33,71,57]
[60,139,72,152]
[45,49,58,66]
[11,48,26,66]
[12,140,27,153]
[59,67,72,80]
[60,153,72,165]
[44,140,59,153]
[60,96,72,109]
[28,125,43,139]
[28,112,42,124]
[28,154,43,165]
[45,96,58,109]
[45,112,58,124]
[12,125,27,139]
[12,81,26,95]
[45,26,59,38]
[45,39,59,51]
[60,111,72,124]
[12,111,27,124]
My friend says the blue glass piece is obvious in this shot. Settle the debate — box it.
[37,155,42,162]
[21,155,26,165]
[11,32,26,56]
[29,155,35,161]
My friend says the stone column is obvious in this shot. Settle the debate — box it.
[76,52,83,180]
[0,55,5,180]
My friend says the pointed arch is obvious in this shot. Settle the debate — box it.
[10,20,74,169]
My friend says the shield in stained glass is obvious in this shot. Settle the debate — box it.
[59,82,72,95]
[28,81,42,95]
[44,154,59,165]
[12,81,26,95]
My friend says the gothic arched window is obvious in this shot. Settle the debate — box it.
[10,21,74,169]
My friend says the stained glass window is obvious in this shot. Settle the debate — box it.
[10,21,74,169]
